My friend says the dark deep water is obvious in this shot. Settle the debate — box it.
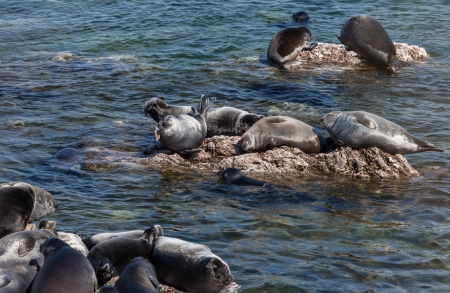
[1,1,450,292]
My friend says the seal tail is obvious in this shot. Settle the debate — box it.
[414,137,444,153]
[197,94,216,118]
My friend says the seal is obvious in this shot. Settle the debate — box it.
[338,15,406,71]
[57,232,89,256]
[1,181,59,221]
[0,184,35,239]
[98,285,119,293]
[0,230,55,267]
[114,257,161,293]
[292,11,309,21]
[217,168,271,187]
[239,116,327,153]
[30,237,97,293]
[156,95,215,154]
[0,265,38,293]
[82,230,145,250]
[147,225,234,293]
[144,97,263,137]
[87,236,152,285]
[267,26,317,67]
[320,111,444,154]
[54,147,78,159]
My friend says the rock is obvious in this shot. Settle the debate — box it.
[138,136,420,179]
[296,42,429,68]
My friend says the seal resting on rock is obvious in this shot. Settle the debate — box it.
[320,111,443,154]
[114,257,160,293]
[267,26,317,67]
[144,97,263,137]
[87,236,152,285]
[217,168,271,187]
[240,116,327,153]
[82,230,145,250]
[30,237,97,293]
[338,15,407,71]
[156,95,215,154]
[145,225,234,293]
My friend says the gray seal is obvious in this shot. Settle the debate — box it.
[0,264,38,293]
[82,230,145,250]
[320,111,444,154]
[114,257,160,293]
[267,26,317,67]
[239,116,327,153]
[156,95,215,154]
[1,181,59,221]
[338,15,407,71]
[144,97,263,137]
[147,225,234,293]
[217,168,271,187]
[87,236,152,285]
[30,237,97,293]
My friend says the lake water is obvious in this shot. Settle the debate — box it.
[1,0,450,292]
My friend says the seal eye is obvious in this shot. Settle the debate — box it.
[162,122,168,127]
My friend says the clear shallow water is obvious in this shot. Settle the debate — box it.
[1,1,450,292]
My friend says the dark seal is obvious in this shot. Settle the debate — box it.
[320,111,444,154]
[267,26,317,67]
[87,236,152,285]
[292,11,309,21]
[148,225,234,293]
[338,15,407,71]
[30,237,97,293]
[217,168,271,187]
[114,257,160,293]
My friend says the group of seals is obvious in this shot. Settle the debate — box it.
[268,13,408,71]
[0,222,236,293]
[144,96,264,138]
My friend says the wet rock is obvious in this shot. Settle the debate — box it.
[296,42,429,68]
[140,136,420,179]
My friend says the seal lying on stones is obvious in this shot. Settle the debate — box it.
[267,26,317,67]
[146,225,234,293]
[320,111,444,154]
[217,168,271,187]
[338,15,407,71]
[87,236,152,285]
[30,237,97,293]
[144,97,263,137]
[114,257,160,293]
[240,116,327,153]
[156,95,215,154]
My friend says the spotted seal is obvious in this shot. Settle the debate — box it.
[338,15,407,71]
[320,110,443,154]
[239,116,327,153]
[267,26,317,67]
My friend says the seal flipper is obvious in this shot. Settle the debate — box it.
[355,114,377,130]
[388,57,410,72]
[205,258,234,286]
[18,237,37,257]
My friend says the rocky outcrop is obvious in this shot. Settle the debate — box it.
[296,42,429,67]
[136,136,420,179]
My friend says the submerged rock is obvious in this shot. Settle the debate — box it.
[295,42,429,68]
